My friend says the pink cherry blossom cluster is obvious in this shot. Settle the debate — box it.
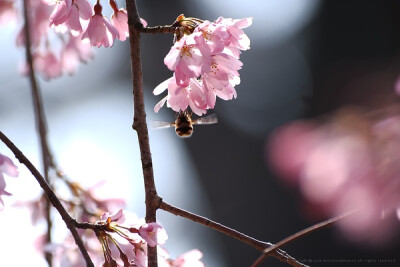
[0,154,18,210]
[154,15,252,116]
[1,0,147,79]
[268,108,400,242]
[46,0,146,47]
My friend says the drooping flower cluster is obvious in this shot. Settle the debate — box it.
[154,15,252,116]
[0,154,18,210]
[11,0,94,79]
[46,0,146,47]
[1,0,146,79]
[268,107,400,242]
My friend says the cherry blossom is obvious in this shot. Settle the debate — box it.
[0,154,18,210]
[214,17,252,57]
[47,0,92,35]
[164,33,211,87]
[154,15,251,114]
[268,108,400,242]
[109,0,147,42]
[81,3,119,48]
[138,222,168,247]
[101,208,126,224]
[110,8,128,41]
[153,77,208,116]
[201,53,242,108]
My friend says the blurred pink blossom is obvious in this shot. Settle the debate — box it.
[0,0,16,24]
[268,108,400,242]
[16,0,52,48]
[395,75,400,96]
[170,249,205,267]
[0,154,18,210]
[33,50,63,80]
[78,180,125,222]
[61,33,94,74]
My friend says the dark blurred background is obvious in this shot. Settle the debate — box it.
[138,0,400,266]
[2,0,400,266]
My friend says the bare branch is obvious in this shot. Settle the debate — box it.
[22,0,55,264]
[251,211,355,267]
[141,25,176,34]
[125,0,159,266]
[159,200,308,267]
[0,131,94,267]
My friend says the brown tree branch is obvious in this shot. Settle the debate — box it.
[124,6,306,266]
[140,25,176,34]
[251,211,356,267]
[159,200,308,267]
[0,131,94,267]
[125,0,159,266]
[22,0,55,265]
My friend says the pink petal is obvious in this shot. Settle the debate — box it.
[66,5,82,32]
[75,0,92,20]
[154,96,168,113]
[0,155,18,177]
[153,77,172,95]
[49,2,69,26]
[111,10,128,41]
[140,18,147,27]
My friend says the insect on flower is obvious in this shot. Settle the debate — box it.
[152,110,218,138]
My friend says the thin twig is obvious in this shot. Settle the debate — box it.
[251,211,356,267]
[159,200,308,267]
[21,0,54,265]
[0,131,94,267]
[125,0,159,266]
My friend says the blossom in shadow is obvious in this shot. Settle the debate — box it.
[268,107,400,242]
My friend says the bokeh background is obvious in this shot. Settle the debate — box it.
[1,0,400,266]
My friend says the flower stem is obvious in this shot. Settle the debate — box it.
[0,131,94,267]
[125,0,159,266]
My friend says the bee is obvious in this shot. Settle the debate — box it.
[152,110,218,138]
